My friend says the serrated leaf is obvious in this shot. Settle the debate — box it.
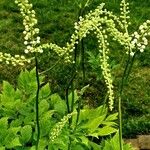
[20,125,32,144]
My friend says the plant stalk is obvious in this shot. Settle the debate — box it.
[35,55,40,150]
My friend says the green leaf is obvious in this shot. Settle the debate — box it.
[40,111,54,137]
[18,69,37,95]
[89,141,101,150]
[81,115,106,131]
[79,136,89,147]
[38,138,48,149]
[68,90,79,109]
[2,81,15,98]
[39,83,51,99]
[4,127,21,148]
[0,117,8,129]
[20,125,32,144]
[89,126,117,137]
[0,147,5,150]
[6,137,22,148]
[50,94,67,115]
[39,99,49,116]
[105,113,118,121]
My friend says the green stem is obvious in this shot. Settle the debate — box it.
[118,52,136,150]
[35,55,40,150]
[118,97,123,150]
[71,81,74,113]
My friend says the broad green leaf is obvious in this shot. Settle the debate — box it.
[88,105,107,119]
[20,125,32,144]
[6,137,22,148]
[102,121,118,127]
[4,127,21,147]
[0,117,8,129]
[79,136,89,147]
[18,69,37,95]
[0,147,5,150]
[50,93,62,106]
[39,99,49,116]
[40,111,54,137]
[38,138,48,150]
[10,118,22,127]
[89,126,117,138]
[2,81,15,98]
[50,93,67,115]
[105,113,118,121]
[39,83,51,99]
[89,141,101,150]
[81,115,106,131]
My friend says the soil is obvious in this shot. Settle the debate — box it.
[125,135,150,150]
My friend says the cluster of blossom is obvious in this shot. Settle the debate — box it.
[49,113,74,142]
[15,0,43,54]
[120,0,130,31]
[130,20,150,56]
[95,28,114,111]
[36,3,106,63]
[0,52,31,66]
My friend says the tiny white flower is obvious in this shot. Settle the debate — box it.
[24,41,28,45]
[140,49,144,53]
[24,49,29,54]
[130,52,135,56]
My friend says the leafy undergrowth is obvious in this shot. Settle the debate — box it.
[0,69,127,149]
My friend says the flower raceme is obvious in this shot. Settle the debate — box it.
[0,0,150,109]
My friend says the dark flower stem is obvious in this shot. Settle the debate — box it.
[35,55,40,150]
